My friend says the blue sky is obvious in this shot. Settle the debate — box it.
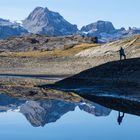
[0,0,139,29]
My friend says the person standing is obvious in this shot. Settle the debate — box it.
[119,47,126,60]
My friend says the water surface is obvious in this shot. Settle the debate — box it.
[0,94,140,140]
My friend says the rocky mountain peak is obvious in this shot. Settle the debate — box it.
[23,7,78,36]
[81,20,115,34]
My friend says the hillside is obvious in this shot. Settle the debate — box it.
[0,35,97,52]
[0,35,139,75]
[76,35,140,58]
[0,35,98,75]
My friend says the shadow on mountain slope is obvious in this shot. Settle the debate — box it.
[41,58,140,96]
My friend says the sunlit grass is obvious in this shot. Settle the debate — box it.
[0,43,98,58]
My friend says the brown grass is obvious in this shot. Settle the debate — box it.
[0,43,98,58]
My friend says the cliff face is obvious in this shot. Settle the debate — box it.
[81,20,116,34]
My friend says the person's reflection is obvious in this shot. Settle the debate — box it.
[117,112,125,125]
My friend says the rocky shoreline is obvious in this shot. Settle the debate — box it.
[0,76,82,102]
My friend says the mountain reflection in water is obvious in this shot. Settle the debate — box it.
[0,94,111,127]
[1,92,140,128]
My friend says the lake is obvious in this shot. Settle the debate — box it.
[0,94,140,140]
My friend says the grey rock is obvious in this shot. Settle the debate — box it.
[23,7,78,36]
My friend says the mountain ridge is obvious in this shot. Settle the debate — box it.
[0,6,140,41]
[80,20,140,42]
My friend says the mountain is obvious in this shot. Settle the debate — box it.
[22,7,78,36]
[80,20,123,42]
[20,99,111,127]
[80,20,140,42]
[20,100,76,127]
[1,7,140,41]
[0,18,28,39]
[78,101,111,116]
[0,94,111,127]
[0,94,25,112]
[126,27,140,36]
[81,20,116,35]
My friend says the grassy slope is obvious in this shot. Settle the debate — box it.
[0,43,98,58]
[76,35,140,58]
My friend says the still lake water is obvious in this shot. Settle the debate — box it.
[0,94,140,140]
